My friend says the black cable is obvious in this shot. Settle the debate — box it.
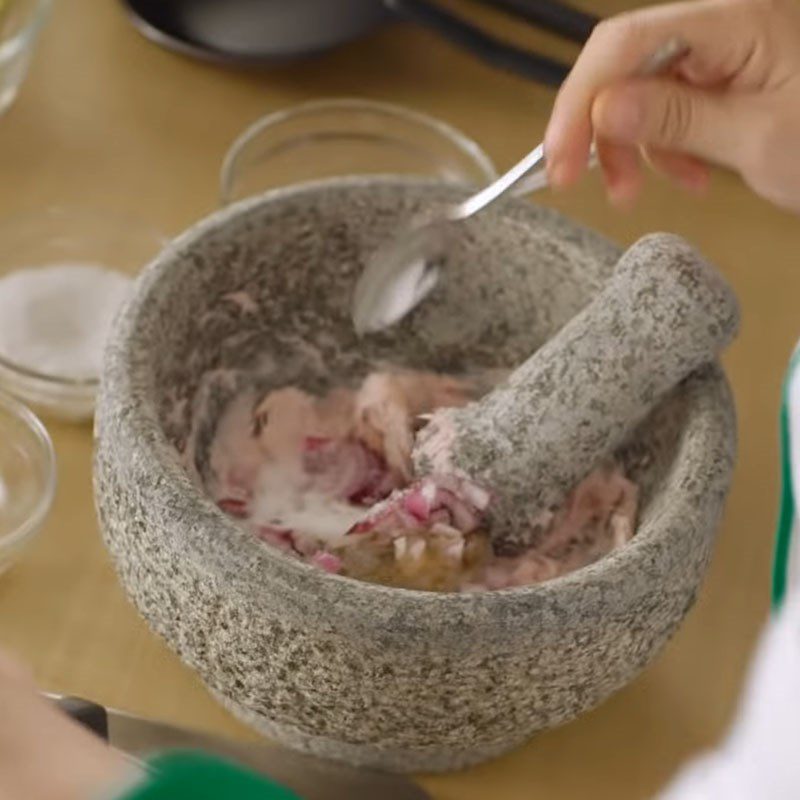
[386,0,571,86]
[473,0,598,43]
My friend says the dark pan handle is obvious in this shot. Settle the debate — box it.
[385,0,571,87]
[475,0,597,44]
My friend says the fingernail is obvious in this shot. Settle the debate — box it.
[608,181,637,211]
[683,172,710,195]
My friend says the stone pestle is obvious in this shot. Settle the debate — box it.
[412,233,740,555]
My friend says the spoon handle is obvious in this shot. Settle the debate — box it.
[509,148,597,198]
[506,36,690,199]
[452,143,545,218]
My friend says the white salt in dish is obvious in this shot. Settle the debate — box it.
[0,263,133,380]
[0,208,166,421]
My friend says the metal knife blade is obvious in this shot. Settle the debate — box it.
[47,695,429,800]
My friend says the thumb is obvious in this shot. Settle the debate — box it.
[592,78,747,171]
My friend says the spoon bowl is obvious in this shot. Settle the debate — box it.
[351,37,690,335]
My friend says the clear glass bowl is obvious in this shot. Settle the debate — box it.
[0,207,166,421]
[0,391,55,575]
[0,0,52,116]
[220,98,497,204]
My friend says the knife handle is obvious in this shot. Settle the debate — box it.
[55,696,110,742]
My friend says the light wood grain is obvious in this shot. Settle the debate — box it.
[0,1,797,798]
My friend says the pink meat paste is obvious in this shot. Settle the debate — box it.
[208,370,639,592]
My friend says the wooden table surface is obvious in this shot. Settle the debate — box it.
[1,1,799,798]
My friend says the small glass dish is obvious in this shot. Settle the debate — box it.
[0,0,52,116]
[220,98,498,204]
[0,207,166,422]
[0,391,55,575]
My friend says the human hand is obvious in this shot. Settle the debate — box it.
[0,650,137,800]
[544,0,800,213]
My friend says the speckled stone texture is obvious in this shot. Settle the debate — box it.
[414,233,739,554]
[94,177,737,773]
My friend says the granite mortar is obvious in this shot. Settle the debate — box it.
[94,177,737,772]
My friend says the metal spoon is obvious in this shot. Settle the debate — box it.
[351,36,690,335]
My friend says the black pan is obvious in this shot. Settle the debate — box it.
[121,0,599,87]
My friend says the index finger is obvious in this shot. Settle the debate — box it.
[544,0,759,186]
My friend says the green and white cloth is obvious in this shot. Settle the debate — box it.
[652,352,800,799]
[115,751,301,800]
[773,346,800,609]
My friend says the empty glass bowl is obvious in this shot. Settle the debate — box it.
[0,0,52,116]
[0,391,55,575]
[0,207,166,421]
[220,98,497,204]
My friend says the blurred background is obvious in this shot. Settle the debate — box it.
[0,1,797,798]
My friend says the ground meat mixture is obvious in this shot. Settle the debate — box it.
[206,370,638,592]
